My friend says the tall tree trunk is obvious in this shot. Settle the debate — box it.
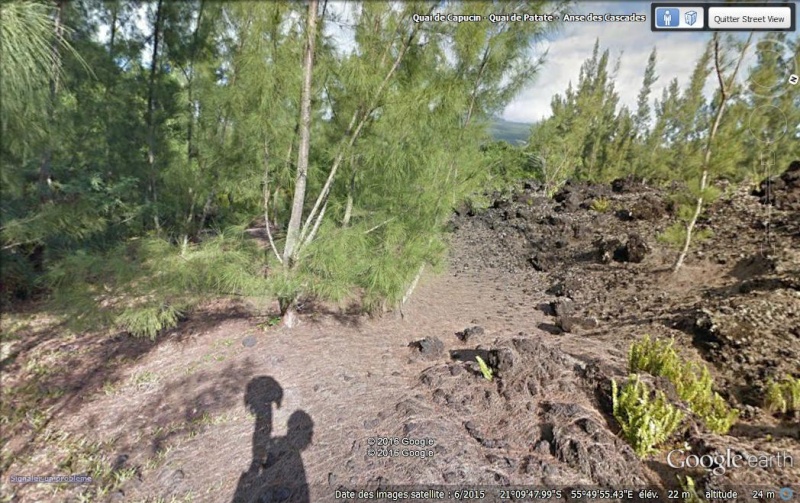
[274,127,296,229]
[146,0,165,232]
[197,8,251,233]
[272,188,281,228]
[280,0,318,324]
[183,0,205,238]
[452,45,489,205]
[297,17,427,250]
[342,156,356,226]
[104,1,118,174]
[281,7,429,323]
[38,0,66,202]
[282,0,318,268]
[463,46,490,130]
[186,0,204,164]
[108,2,118,56]
[263,144,282,264]
[673,33,752,272]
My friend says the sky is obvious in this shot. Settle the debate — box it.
[503,1,800,123]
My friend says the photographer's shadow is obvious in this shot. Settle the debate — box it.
[232,376,313,503]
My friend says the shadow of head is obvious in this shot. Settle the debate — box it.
[245,376,284,415]
[287,410,314,450]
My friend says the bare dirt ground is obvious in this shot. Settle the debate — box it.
[1,163,798,503]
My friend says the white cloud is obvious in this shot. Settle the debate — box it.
[324,0,359,55]
[503,1,712,123]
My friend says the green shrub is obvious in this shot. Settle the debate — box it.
[628,335,739,434]
[590,197,611,213]
[45,232,272,339]
[612,375,684,457]
[116,304,185,341]
[683,366,739,434]
[465,195,491,214]
[658,222,713,249]
[764,376,800,414]
[629,335,682,378]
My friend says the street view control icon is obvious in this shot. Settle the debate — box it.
[655,7,680,27]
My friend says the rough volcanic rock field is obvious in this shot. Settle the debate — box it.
[451,169,800,408]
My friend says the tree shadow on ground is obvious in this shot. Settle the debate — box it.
[130,358,259,457]
[1,321,160,469]
[702,276,799,299]
[300,299,366,328]
[232,376,313,503]
[536,322,563,335]
[161,304,253,342]
[1,303,254,473]
[603,305,701,334]
[536,302,555,316]
[49,356,263,502]
[0,315,71,369]
[449,348,492,364]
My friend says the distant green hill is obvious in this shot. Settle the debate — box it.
[490,119,532,145]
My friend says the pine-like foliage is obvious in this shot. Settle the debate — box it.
[728,34,800,183]
[2,0,558,330]
[46,231,270,338]
[5,0,794,336]
[523,33,799,193]
[256,0,557,314]
[0,1,86,143]
[526,39,629,183]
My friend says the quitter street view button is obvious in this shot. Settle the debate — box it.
[708,6,793,30]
